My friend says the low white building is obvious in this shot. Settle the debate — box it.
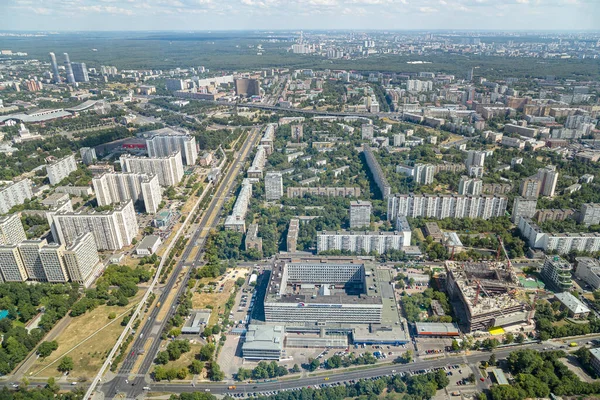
[135,235,162,255]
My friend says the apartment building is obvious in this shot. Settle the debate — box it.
[317,230,410,254]
[265,172,283,201]
[286,219,299,253]
[350,200,372,229]
[63,232,100,287]
[363,145,391,199]
[0,214,26,245]
[0,179,33,214]
[145,128,198,166]
[0,246,28,282]
[51,200,137,250]
[120,152,184,187]
[224,179,252,232]
[46,155,77,185]
[387,194,507,221]
[93,172,161,214]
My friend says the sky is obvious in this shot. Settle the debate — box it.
[0,0,598,32]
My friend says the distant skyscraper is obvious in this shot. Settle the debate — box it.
[466,67,474,81]
[49,52,61,83]
[71,62,89,83]
[63,53,76,85]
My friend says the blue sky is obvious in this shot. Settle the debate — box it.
[0,0,598,31]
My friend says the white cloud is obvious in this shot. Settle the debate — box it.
[419,6,438,12]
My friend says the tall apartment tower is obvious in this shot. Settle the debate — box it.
[0,246,28,282]
[39,244,70,282]
[71,62,89,83]
[49,52,61,83]
[291,124,303,141]
[63,233,100,287]
[80,147,97,165]
[120,152,184,187]
[511,196,538,223]
[0,179,33,214]
[265,172,283,201]
[350,200,372,228]
[63,53,76,85]
[465,150,486,169]
[146,130,198,166]
[18,240,47,281]
[93,172,161,214]
[537,166,559,197]
[0,214,26,245]
[46,155,77,185]
[458,176,483,196]
[520,178,541,198]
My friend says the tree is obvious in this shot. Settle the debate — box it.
[108,312,117,320]
[198,343,215,361]
[189,360,204,375]
[516,333,526,343]
[57,356,74,372]
[307,358,320,371]
[155,351,169,365]
[208,361,224,381]
[489,354,497,366]
[326,355,342,369]
[37,341,58,358]
[291,364,301,373]
[504,333,514,344]
[451,339,460,351]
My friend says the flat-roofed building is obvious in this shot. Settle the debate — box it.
[0,179,33,214]
[286,219,299,253]
[245,224,262,253]
[0,214,26,245]
[265,172,283,201]
[93,172,161,213]
[135,235,162,256]
[224,179,252,232]
[363,145,391,199]
[286,187,361,198]
[242,325,284,360]
[39,244,69,282]
[388,194,507,221]
[120,152,184,187]
[575,257,600,290]
[145,128,198,166]
[542,256,573,292]
[50,200,137,251]
[0,245,28,282]
[63,232,100,287]
[317,230,409,254]
[350,200,371,229]
[414,322,460,337]
[46,155,77,185]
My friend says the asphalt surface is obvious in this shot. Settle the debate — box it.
[100,126,262,399]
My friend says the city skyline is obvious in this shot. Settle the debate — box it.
[0,0,598,31]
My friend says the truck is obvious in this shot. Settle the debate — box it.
[156,302,161,308]
[569,342,578,347]
[228,386,236,390]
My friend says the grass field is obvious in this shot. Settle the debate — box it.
[28,292,144,379]
[191,268,247,326]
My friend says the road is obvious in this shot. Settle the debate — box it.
[100,126,262,399]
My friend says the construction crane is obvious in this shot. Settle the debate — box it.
[472,279,492,306]
[497,235,513,272]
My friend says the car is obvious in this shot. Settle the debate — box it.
[480,378,485,382]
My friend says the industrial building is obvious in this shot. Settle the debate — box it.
[135,235,162,255]
[181,309,212,334]
[414,322,460,337]
[445,261,533,333]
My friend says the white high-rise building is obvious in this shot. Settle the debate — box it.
[63,232,100,287]
[39,244,69,282]
[51,200,137,250]
[79,147,97,165]
[146,129,198,166]
[18,240,47,281]
[350,200,372,228]
[387,194,507,221]
[537,166,559,197]
[46,199,73,244]
[466,150,486,169]
[120,152,184,187]
[458,176,483,196]
[0,214,26,245]
[393,134,406,147]
[93,172,161,214]
[0,246,28,282]
[265,172,283,201]
[0,179,33,214]
[46,155,77,185]
[224,179,253,232]
[361,124,374,140]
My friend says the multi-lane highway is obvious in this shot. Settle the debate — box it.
[99,126,262,399]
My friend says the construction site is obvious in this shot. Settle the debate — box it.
[444,261,535,333]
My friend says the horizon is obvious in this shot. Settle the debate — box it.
[1,0,598,32]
